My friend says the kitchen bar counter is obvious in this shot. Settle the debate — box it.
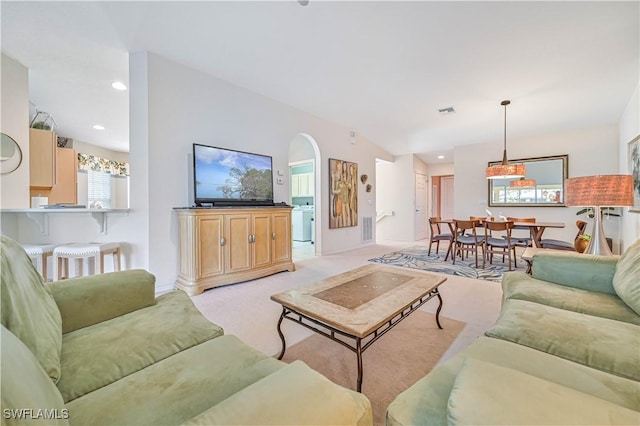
[0,208,129,235]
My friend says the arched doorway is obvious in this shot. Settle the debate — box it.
[288,133,321,259]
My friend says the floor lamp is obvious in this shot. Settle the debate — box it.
[565,175,634,256]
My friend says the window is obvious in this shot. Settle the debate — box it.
[88,170,111,208]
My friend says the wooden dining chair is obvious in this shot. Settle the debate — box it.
[428,217,453,258]
[540,220,588,251]
[469,216,491,242]
[452,219,483,267]
[506,216,536,247]
[484,221,517,271]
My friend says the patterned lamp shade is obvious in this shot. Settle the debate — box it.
[510,178,536,188]
[486,163,526,180]
[565,175,634,207]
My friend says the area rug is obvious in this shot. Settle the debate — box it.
[368,246,526,282]
[281,311,466,426]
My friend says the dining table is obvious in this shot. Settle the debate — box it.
[433,219,565,253]
[510,221,565,248]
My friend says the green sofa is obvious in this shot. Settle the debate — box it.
[387,238,640,425]
[0,236,372,425]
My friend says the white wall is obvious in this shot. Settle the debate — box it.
[1,54,29,209]
[619,83,640,250]
[129,52,391,287]
[454,124,624,249]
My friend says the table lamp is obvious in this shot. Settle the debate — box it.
[565,174,634,255]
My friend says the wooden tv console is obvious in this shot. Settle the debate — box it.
[175,206,295,295]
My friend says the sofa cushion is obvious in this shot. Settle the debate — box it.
[57,290,223,402]
[447,359,640,425]
[0,326,68,426]
[184,360,372,426]
[386,336,640,426]
[502,271,640,325]
[0,235,62,383]
[65,335,285,425]
[486,299,640,381]
[613,238,640,316]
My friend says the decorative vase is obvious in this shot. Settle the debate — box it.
[574,238,589,253]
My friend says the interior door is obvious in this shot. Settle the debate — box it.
[441,175,455,219]
[415,173,427,240]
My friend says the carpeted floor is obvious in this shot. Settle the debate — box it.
[281,311,466,426]
[368,245,526,282]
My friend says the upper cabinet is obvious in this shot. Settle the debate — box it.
[28,128,78,204]
[291,172,314,197]
[29,128,56,188]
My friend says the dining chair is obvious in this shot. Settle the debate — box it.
[484,221,517,271]
[506,216,536,247]
[469,216,490,242]
[452,219,483,267]
[428,217,453,258]
[540,220,588,251]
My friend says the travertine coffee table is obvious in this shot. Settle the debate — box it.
[271,263,447,392]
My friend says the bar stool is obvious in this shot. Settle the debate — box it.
[52,242,121,280]
[21,244,56,281]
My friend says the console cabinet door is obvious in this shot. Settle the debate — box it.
[252,212,272,269]
[272,211,292,264]
[197,215,224,278]
[225,214,252,273]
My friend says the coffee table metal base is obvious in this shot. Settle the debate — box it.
[276,288,443,392]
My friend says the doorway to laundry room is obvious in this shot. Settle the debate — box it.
[288,134,320,261]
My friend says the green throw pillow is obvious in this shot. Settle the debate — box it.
[1,236,62,382]
[612,238,640,316]
[0,326,69,425]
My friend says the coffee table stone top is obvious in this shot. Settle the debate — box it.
[271,264,446,338]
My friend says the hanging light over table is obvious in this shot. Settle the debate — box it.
[510,177,536,188]
[486,100,526,179]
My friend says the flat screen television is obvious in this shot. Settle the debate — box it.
[193,143,274,206]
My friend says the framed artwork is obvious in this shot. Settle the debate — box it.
[629,135,640,213]
[329,158,358,228]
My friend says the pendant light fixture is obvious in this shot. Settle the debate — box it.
[486,100,526,179]
[510,177,536,188]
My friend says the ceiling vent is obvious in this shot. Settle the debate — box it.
[438,106,456,115]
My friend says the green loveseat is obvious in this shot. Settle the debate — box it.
[0,236,372,425]
[387,238,640,425]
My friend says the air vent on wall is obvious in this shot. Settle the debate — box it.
[438,106,455,115]
[362,216,373,242]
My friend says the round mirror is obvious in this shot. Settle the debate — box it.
[1,133,23,174]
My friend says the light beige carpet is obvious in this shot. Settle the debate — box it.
[281,310,466,426]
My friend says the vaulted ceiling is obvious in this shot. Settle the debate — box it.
[2,1,638,162]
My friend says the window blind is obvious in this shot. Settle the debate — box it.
[88,170,111,208]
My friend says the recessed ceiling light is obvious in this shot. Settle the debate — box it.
[438,106,455,115]
[437,155,445,159]
[111,81,127,91]
[93,124,105,130]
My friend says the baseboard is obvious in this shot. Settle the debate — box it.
[155,282,175,296]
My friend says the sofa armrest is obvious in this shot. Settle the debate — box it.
[49,269,156,333]
[531,252,619,295]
